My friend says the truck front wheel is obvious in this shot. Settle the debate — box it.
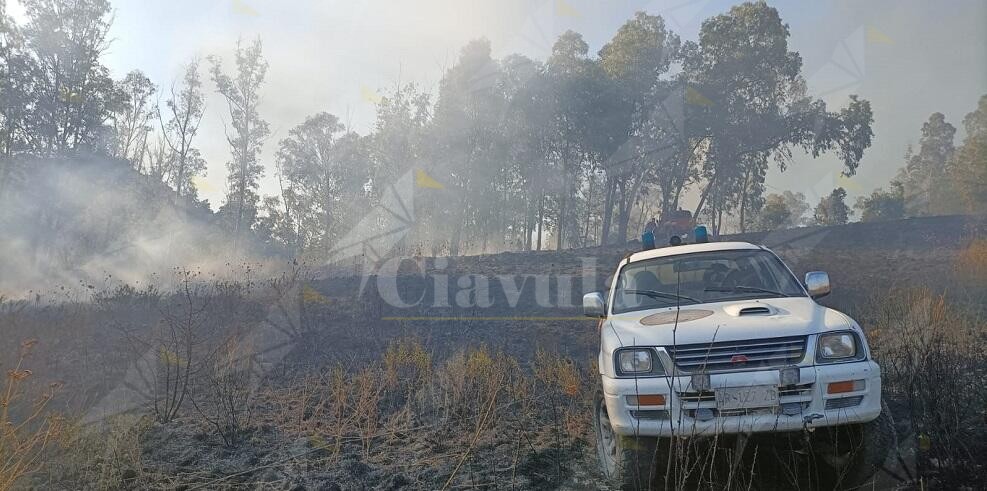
[594,394,662,490]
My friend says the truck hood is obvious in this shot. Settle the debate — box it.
[605,297,851,347]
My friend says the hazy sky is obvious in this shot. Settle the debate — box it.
[8,0,987,210]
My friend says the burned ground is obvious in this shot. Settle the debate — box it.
[2,215,985,490]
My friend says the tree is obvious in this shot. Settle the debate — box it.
[597,13,680,243]
[0,2,35,162]
[210,38,270,245]
[780,190,810,227]
[953,95,987,213]
[855,183,905,222]
[546,31,595,249]
[498,54,551,251]
[369,83,430,192]
[112,71,156,170]
[367,84,432,253]
[20,0,120,154]
[429,39,507,255]
[254,195,296,253]
[683,2,873,232]
[813,187,851,226]
[0,3,35,196]
[899,112,956,216]
[162,61,206,199]
[274,111,368,256]
[752,193,792,231]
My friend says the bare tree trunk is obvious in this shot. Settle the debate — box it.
[233,115,250,253]
[582,174,595,246]
[450,207,463,258]
[739,167,753,234]
[523,194,533,251]
[557,179,567,251]
[694,170,718,222]
[739,202,746,234]
[536,193,544,251]
[616,180,628,243]
[0,160,9,200]
[600,178,614,246]
[636,200,646,230]
[616,172,647,244]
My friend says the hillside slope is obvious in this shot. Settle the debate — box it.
[299,214,985,366]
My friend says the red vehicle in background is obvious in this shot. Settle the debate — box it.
[657,209,694,242]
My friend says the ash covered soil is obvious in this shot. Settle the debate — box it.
[10,215,986,490]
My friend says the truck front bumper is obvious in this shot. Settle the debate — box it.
[601,360,881,437]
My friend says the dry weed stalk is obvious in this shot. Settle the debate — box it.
[0,339,62,491]
[868,288,987,486]
[190,336,257,445]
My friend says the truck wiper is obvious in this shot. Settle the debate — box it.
[704,285,788,296]
[624,289,701,303]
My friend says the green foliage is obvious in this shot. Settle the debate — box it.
[0,1,923,258]
[855,183,905,222]
[270,111,376,258]
[954,95,987,213]
[597,12,680,243]
[754,194,791,231]
[813,187,851,226]
[1,0,119,157]
[683,2,873,233]
[750,191,810,232]
[899,112,958,216]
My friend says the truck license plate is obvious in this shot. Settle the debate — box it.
[715,385,779,411]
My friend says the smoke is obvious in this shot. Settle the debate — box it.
[0,155,278,297]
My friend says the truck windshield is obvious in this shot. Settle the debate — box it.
[611,249,806,314]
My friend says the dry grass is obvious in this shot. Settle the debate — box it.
[251,340,594,488]
[0,340,63,491]
[955,238,987,284]
[8,276,986,489]
[865,288,987,487]
[45,415,150,490]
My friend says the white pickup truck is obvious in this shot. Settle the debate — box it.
[585,241,891,490]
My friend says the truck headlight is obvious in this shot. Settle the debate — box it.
[816,332,864,362]
[615,348,664,376]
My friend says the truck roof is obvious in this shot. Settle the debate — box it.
[625,241,763,264]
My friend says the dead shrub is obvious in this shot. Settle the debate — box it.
[147,270,212,423]
[190,336,257,446]
[866,288,987,486]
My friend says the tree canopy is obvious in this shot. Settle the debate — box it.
[2,0,931,262]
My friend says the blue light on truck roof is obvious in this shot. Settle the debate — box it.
[694,225,709,243]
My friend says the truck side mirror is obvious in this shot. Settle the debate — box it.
[805,271,831,299]
[583,292,607,318]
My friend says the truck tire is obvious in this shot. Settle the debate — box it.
[815,402,896,489]
[594,394,661,490]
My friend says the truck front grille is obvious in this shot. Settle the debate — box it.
[825,396,864,410]
[676,383,814,415]
[666,336,807,373]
